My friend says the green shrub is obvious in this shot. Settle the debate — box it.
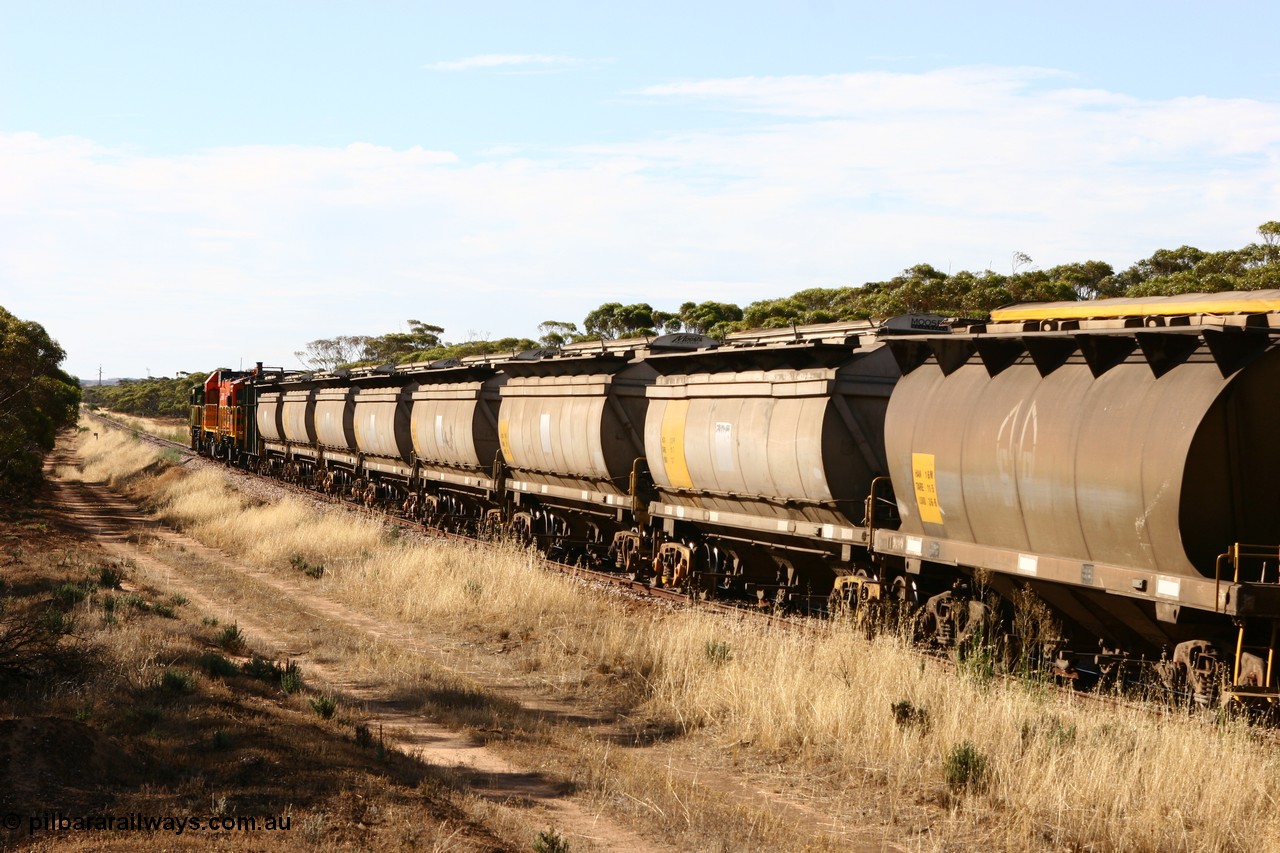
[279,661,303,694]
[289,555,325,579]
[97,565,124,589]
[162,668,196,692]
[39,607,74,635]
[242,654,277,680]
[310,695,338,719]
[944,741,989,792]
[217,623,244,652]
[533,828,570,853]
[199,652,239,678]
[704,639,732,666]
[52,581,89,608]
[891,700,929,731]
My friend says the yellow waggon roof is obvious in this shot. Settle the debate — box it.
[990,290,1280,322]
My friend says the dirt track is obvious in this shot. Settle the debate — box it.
[48,437,907,853]
[47,453,676,853]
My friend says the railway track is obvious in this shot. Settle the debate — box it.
[167,296,1280,740]
[89,410,1269,724]
[88,411,796,625]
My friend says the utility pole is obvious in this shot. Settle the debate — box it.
[98,365,102,386]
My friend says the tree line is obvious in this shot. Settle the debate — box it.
[0,306,80,498]
[80,373,206,420]
[296,222,1280,370]
[6,220,1278,493]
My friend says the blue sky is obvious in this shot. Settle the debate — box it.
[3,1,1279,379]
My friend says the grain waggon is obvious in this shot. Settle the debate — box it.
[875,291,1280,702]
[190,292,1280,706]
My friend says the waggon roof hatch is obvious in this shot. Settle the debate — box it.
[514,348,561,361]
[880,314,950,335]
[644,341,856,376]
[648,333,719,352]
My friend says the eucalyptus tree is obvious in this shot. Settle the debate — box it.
[0,306,80,496]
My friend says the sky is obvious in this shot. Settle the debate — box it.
[3,1,1280,380]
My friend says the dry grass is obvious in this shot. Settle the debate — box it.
[632,617,1275,852]
[93,410,191,444]
[156,467,388,569]
[496,601,1280,852]
[58,422,165,486]
[143,461,592,636]
[61,425,1280,853]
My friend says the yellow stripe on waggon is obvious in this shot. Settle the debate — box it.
[659,400,693,490]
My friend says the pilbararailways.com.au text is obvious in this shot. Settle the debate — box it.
[5,811,292,836]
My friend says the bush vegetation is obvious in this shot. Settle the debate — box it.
[295,222,1280,369]
[81,373,206,419]
[0,305,80,497]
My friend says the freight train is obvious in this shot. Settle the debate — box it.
[191,291,1280,706]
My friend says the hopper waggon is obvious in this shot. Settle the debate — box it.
[191,291,1280,707]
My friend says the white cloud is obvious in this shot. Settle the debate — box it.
[3,67,1280,378]
[424,53,580,72]
[638,66,1073,117]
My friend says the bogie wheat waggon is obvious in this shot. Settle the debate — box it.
[190,291,1280,707]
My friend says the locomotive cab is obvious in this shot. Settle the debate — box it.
[192,366,261,464]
